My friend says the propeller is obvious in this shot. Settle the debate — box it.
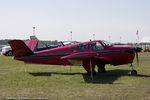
[135,50,139,66]
[134,47,142,66]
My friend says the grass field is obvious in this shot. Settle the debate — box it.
[0,53,150,100]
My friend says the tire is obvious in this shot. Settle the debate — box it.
[98,67,106,73]
[131,70,137,76]
[97,62,106,73]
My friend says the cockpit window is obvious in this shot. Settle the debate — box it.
[37,41,47,49]
[78,43,88,51]
[101,40,112,47]
[71,45,77,50]
[90,42,104,50]
[37,41,49,51]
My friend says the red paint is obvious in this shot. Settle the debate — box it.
[25,40,38,51]
[9,40,135,73]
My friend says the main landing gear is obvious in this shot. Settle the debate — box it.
[87,70,96,76]
[130,64,137,76]
[97,62,106,73]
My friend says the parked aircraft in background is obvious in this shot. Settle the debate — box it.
[8,38,142,79]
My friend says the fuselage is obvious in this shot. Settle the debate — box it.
[15,40,135,66]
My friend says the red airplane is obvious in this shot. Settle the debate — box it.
[8,39,142,78]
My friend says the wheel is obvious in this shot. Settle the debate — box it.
[97,62,106,73]
[98,67,105,73]
[131,70,137,76]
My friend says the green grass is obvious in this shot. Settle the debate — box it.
[0,53,150,100]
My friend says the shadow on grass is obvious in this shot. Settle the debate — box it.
[29,72,51,76]
[28,69,150,84]
[29,72,82,76]
[82,69,130,84]
[133,74,150,77]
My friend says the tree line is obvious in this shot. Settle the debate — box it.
[0,39,59,45]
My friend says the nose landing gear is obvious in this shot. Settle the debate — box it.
[130,64,137,76]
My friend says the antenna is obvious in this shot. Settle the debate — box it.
[70,31,72,41]
[120,36,122,43]
[136,30,139,44]
[33,27,35,35]
[93,34,95,40]
[108,35,111,42]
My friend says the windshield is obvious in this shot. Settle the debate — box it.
[101,40,113,47]
[90,42,104,50]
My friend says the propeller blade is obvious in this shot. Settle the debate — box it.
[135,51,139,66]
[134,47,140,66]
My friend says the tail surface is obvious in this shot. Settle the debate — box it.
[25,40,38,51]
[8,40,34,57]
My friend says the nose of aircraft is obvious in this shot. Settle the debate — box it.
[134,47,143,52]
[133,47,142,66]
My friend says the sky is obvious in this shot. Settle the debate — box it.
[0,0,150,43]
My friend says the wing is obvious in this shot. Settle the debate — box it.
[61,52,96,66]
[61,52,96,60]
